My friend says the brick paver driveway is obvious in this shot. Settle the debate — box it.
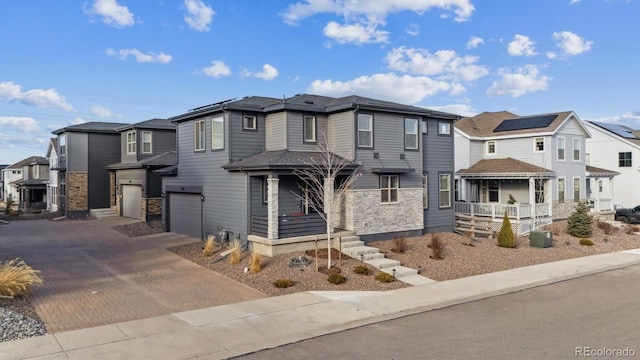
[0,217,266,333]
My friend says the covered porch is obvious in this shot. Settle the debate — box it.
[585,165,619,213]
[17,179,48,211]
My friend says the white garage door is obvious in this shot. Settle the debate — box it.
[168,193,202,239]
[122,185,142,220]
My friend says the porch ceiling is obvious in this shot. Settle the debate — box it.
[457,158,555,179]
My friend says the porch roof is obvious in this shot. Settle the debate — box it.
[586,165,620,178]
[457,158,555,179]
[222,150,359,172]
[17,179,47,187]
[107,151,176,170]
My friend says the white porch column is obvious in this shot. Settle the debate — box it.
[610,176,615,209]
[267,177,279,240]
[528,177,536,222]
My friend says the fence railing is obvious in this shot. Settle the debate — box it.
[455,201,551,219]
[251,213,327,239]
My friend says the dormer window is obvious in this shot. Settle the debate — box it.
[127,131,136,154]
[142,131,152,154]
[243,115,257,131]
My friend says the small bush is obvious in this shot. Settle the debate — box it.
[0,258,43,298]
[596,221,618,235]
[249,250,261,274]
[566,202,592,238]
[374,271,394,283]
[392,236,407,253]
[579,238,594,246]
[273,278,295,288]
[327,273,346,285]
[228,239,241,265]
[4,195,15,215]
[202,235,215,257]
[352,265,369,275]
[497,211,516,248]
[430,233,445,259]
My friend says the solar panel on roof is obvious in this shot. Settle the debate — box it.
[493,115,556,132]
[591,121,638,139]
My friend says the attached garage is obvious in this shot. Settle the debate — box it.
[168,192,202,239]
[121,185,142,220]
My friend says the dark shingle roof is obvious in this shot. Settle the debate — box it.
[107,151,176,170]
[18,179,47,187]
[6,156,47,169]
[456,111,574,137]
[457,158,554,177]
[586,165,620,177]
[223,150,359,171]
[52,122,126,135]
[115,118,175,132]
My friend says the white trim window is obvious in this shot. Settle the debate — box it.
[439,174,451,208]
[486,141,496,155]
[357,114,373,148]
[557,137,565,161]
[303,115,316,143]
[33,166,39,179]
[534,137,545,152]
[573,177,581,203]
[380,175,398,203]
[59,134,66,156]
[211,116,224,150]
[422,174,428,209]
[243,115,257,131]
[557,178,565,204]
[142,131,152,154]
[126,131,136,154]
[194,120,205,151]
[572,138,581,161]
[438,122,451,135]
[404,118,419,150]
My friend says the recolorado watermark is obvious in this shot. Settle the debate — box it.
[575,347,636,357]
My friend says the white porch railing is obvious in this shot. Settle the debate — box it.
[587,198,613,212]
[454,201,551,220]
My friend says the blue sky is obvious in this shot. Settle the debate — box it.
[1,0,639,165]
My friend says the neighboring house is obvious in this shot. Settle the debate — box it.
[16,156,49,211]
[584,121,640,209]
[0,164,8,201]
[454,111,610,234]
[161,94,459,252]
[52,122,123,218]
[46,138,59,212]
[2,156,42,205]
[106,118,176,221]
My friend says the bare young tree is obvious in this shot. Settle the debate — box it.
[293,132,359,269]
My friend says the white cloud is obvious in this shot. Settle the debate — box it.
[85,0,135,28]
[428,104,477,117]
[570,0,582,4]
[323,21,388,44]
[406,24,419,36]
[254,64,279,80]
[596,110,640,129]
[69,117,87,125]
[546,52,558,59]
[308,72,456,104]
[90,105,115,118]
[553,31,593,56]
[466,36,484,49]
[386,47,489,82]
[486,65,551,98]
[202,60,231,78]
[507,34,537,57]
[184,0,215,31]
[0,81,73,111]
[0,116,41,132]
[106,48,172,63]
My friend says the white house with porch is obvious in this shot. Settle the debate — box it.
[454,111,617,235]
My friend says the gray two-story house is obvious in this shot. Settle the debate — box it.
[106,119,176,221]
[52,122,122,218]
[161,94,459,254]
[16,156,49,211]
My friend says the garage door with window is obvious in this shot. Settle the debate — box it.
[168,193,202,239]
[122,185,142,220]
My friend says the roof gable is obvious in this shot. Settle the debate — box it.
[456,111,576,138]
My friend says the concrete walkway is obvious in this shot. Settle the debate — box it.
[2,248,639,360]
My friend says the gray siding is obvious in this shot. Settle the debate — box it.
[249,176,267,218]
[286,113,328,151]
[327,111,354,160]
[469,140,483,165]
[454,132,469,171]
[120,131,137,163]
[354,112,423,189]
[144,129,176,159]
[68,133,88,172]
[230,112,266,160]
[265,113,286,151]
[423,119,455,232]
[164,116,249,240]
[116,168,146,193]
[88,133,120,209]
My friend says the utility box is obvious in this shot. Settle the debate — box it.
[529,230,553,248]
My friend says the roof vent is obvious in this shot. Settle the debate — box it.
[304,100,314,104]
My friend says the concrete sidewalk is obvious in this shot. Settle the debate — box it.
[2,249,640,360]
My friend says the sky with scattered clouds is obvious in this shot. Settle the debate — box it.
[1,0,639,164]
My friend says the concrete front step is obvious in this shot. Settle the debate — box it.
[398,274,437,285]
[90,208,119,219]
[341,240,364,249]
[365,257,401,269]
[378,265,418,278]
[342,246,380,258]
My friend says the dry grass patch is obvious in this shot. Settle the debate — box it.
[202,235,216,257]
[228,239,241,265]
[250,250,262,274]
[0,258,43,298]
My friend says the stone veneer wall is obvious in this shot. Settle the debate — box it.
[142,197,162,222]
[115,193,121,214]
[67,172,88,211]
[552,201,579,220]
[344,188,423,236]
